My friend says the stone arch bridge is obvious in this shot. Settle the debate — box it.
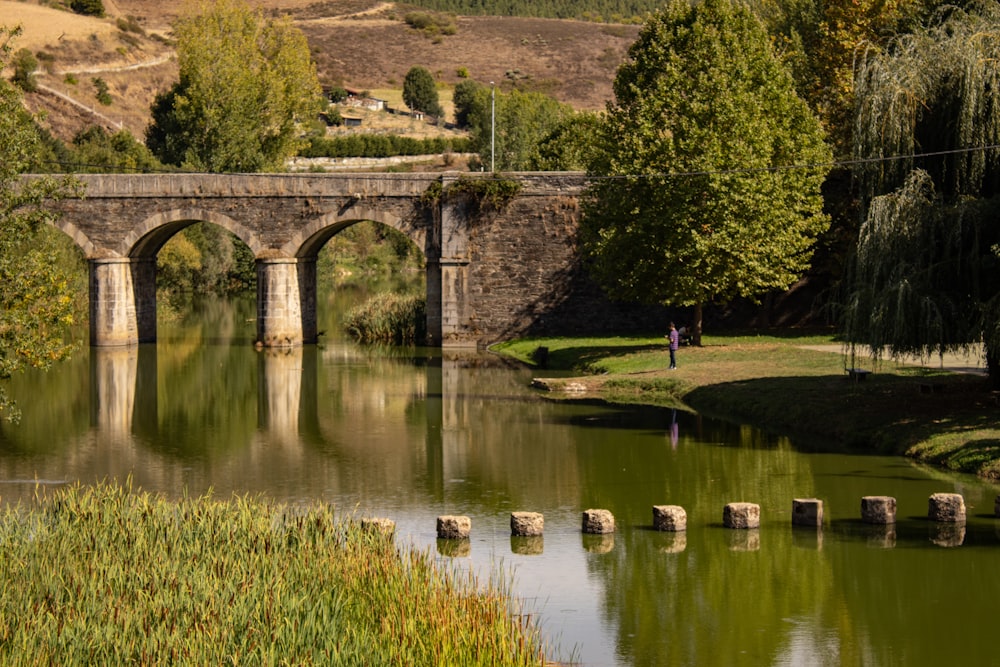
[43,172,594,348]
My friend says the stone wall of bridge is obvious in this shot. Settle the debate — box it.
[39,172,669,349]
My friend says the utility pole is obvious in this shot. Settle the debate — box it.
[490,81,495,173]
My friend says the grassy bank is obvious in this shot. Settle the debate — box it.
[492,333,1000,480]
[0,482,548,665]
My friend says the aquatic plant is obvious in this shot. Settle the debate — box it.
[344,292,427,345]
[0,481,547,665]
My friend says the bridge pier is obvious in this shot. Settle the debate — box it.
[429,187,472,348]
[89,258,156,347]
[256,258,317,347]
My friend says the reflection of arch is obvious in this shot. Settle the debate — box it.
[122,208,262,258]
[284,206,426,258]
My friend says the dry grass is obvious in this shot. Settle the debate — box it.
[6,0,636,142]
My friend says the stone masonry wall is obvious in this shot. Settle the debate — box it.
[459,174,673,345]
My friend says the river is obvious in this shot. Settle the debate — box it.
[1,292,998,666]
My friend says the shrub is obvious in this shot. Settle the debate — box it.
[92,77,112,105]
[116,15,144,34]
[11,48,38,92]
[35,50,56,73]
[300,135,471,158]
[70,0,104,17]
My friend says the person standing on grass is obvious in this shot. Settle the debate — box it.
[667,322,680,370]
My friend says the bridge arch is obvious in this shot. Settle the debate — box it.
[283,206,427,259]
[50,219,99,258]
[123,208,262,259]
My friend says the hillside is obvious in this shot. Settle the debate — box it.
[3,0,637,144]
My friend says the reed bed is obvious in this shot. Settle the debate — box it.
[344,292,427,345]
[0,481,548,665]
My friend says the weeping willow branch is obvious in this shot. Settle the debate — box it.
[845,4,1000,386]
[853,3,1000,204]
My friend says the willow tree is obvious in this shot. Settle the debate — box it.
[580,0,831,341]
[842,4,1000,385]
[146,0,320,172]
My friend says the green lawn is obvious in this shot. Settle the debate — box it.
[492,333,1000,479]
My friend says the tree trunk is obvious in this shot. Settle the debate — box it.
[693,303,703,347]
[987,344,1000,390]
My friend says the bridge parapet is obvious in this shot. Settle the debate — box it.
[61,172,448,198]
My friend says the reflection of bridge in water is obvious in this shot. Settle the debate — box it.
[41,172,591,349]
[87,345,512,496]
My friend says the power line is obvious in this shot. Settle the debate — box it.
[34,143,1000,179]
[586,144,1000,180]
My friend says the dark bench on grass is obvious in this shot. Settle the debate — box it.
[846,368,871,382]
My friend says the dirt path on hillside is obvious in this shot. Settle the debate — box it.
[296,1,394,24]
[58,54,173,75]
[34,82,122,130]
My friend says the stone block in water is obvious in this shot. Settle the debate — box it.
[792,498,824,527]
[437,515,471,539]
[723,502,760,529]
[511,511,544,537]
[582,508,615,534]
[928,493,966,523]
[652,505,687,532]
[861,496,896,524]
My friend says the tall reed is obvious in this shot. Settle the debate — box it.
[344,292,427,345]
[0,481,548,665]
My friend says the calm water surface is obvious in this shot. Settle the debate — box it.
[1,294,998,666]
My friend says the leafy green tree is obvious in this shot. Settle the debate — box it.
[756,0,920,154]
[69,126,165,173]
[451,79,481,128]
[328,86,348,103]
[842,4,1000,385]
[145,0,321,172]
[402,66,444,118]
[157,223,256,295]
[580,0,831,342]
[464,85,575,170]
[0,27,83,420]
[535,111,603,171]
